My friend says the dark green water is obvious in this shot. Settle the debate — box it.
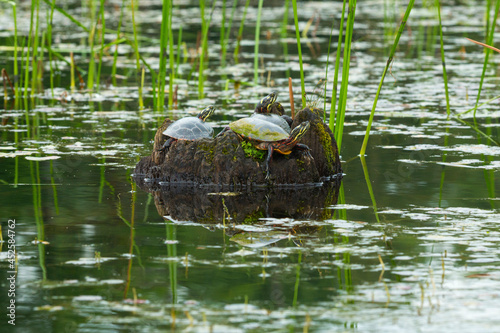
[1,1,499,332]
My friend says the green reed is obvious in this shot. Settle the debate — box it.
[87,0,97,93]
[435,0,451,208]
[472,0,500,126]
[360,0,415,156]
[112,0,125,87]
[42,0,89,32]
[10,2,19,103]
[292,251,302,308]
[328,0,347,130]
[45,1,55,99]
[220,0,226,66]
[221,0,237,67]
[253,0,264,85]
[334,0,356,152]
[157,0,171,110]
[131,0,143,108]
[175,26,183,78]
[436,0,450,117]
[360,155,380,222]
[24,1,34,101]
[167,3,175,107]
[31,0,41,96]
[281,0,290,78]
[323,14,336,119]
[198,0,215,99]
[234,0,250,62]
[95,0,105,91]
[292,0,306,108]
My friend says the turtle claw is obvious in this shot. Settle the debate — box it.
[305,149,313,160]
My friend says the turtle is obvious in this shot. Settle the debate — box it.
[229,117,312,180]
[158,105,216,153]
[254,91,293,129]
[251,113,291,134]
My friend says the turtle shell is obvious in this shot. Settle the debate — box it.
[251,113,291,134]
[229,117,289,142]
[162,117,214,140]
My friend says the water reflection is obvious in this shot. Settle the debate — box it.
[134,176,342,224]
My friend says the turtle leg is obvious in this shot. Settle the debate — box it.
[295,143,313,159]
[215,126,230,138]
[157,138,174,153]
[265,146,275,180]
[281,115,293,127]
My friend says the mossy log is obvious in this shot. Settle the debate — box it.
[134,107,342,188]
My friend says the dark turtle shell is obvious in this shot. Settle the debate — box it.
[229,117,289,142]
[162,117,214,140]
[250,113,291,134]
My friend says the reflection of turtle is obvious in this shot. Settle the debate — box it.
[229,117,312,179]
[158,105,216,153]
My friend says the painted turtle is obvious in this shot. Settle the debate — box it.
[254,91,292,128]
[251,113,291,134]
[216,91,291,138]
[229,117,311,180]
[158,105,216,153]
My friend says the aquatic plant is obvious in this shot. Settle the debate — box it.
[360,0,415,156]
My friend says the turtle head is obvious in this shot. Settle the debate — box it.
[197,105,216,121]
[290,121,310,142]
[255,91,277,113]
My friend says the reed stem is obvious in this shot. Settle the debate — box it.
[253,0,264,85]
[292,0,306,108]
[435,0,450,118]
[234,0,250,62]
[168,3,175,107]
[472,0,500,126]
[329,0,347,131]
[334,0,356,152]
[158,0,171,110]
[112,0,125,87]
[360,0,415,156]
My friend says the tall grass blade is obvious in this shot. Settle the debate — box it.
[198,0,216,99]
[323,15,336,119]
[46,1,55,99]
[472,0,500,126]
[158,0,171,110]
[360,0,415,156]
[221,0,237,67]
[131,0,142,107]
[220,0,226,67]
[436,0,450,117]
[112,0,125,87]
[234,0,250,62]
[292,0,306,108]
[360,155,380,222]
[253,0,264,85]
[334,0,356,152]
[329,0,347,131]
[436,0,451,206]
[168,3,175,107]
[31,0,41,97]
[281,0,290,78]
[96,0,105,91]
[175,26,183,78]
[42,0,89,33]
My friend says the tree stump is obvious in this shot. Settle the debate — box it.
[134,107,342,188]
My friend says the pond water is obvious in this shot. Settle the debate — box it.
[1,0,499,332]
